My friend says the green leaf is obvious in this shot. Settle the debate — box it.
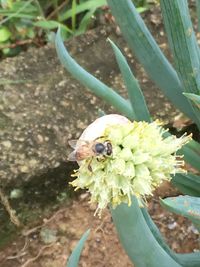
[107,0,198,124]
[0,0,37,25]
[76,8,96,35]
[0,26,11,42]
[136,7,148,13]
[175,253,200,267]
[183,93,200,109]
[160,0,200,129]
[172,173,200,197]
[0,11,35,20]
[59,0,106,21]
[160,196,200,232]
[141,208,176,258]
[55,28,135,120]
[196,0,200,32]
[161,0,200,94]
[142,208,200,267]
[34,20,60,29]
[1,0,13,9]
[66,229,90,267]
[34,20,72,33]
[178,139,200,172]
[110,196,182,267]
[26,27,35,39]
[11,1,38,14]
[108,38,151,122]
[71,0,77,32]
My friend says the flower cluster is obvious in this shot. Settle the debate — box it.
[70,115,191,215]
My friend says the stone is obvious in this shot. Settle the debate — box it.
[0,25,178,187]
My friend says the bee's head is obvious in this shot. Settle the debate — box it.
[94,143,105,154]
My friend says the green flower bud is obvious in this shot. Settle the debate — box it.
[69,114,191,215]
[119,147,134,161]
[123,161,135,177]
[110,158,126,175]
[132,151,150,165]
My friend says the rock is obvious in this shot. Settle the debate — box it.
[0,25,178,187]
[1,140,12,149]
[40,227,58,244]
[10,188,23,199]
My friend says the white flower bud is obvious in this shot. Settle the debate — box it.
[69,114,191,215]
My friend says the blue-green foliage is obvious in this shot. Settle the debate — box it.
[55,0,200,266]
[66,229,90,267]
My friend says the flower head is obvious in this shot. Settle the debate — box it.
[70,114,191,215]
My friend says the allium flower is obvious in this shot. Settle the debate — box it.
[70,114,191,215]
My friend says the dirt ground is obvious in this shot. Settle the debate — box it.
[0,2,199,267]
[0,182,199,267]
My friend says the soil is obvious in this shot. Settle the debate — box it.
[0,184,199,267]
[0,2,181,188]
[0,3,199,267]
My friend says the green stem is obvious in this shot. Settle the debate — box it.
[110,196,182,267]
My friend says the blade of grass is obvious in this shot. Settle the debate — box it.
[71,0,76,33]
[0,11,36,19]
[0,0,34,25]
[34,0,45,18]
[0,79,29,85]
[34,20,72,33]
[75,8,96,35]
[59,0,106,21]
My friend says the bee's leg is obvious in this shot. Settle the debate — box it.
[87,157,93,172]
[97,155,106,162]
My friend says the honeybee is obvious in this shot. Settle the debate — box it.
[68,138,112,162]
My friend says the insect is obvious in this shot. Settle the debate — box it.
[68,138,112,163]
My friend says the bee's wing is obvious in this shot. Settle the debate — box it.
[68,139,89,149]
[67,151,77,161]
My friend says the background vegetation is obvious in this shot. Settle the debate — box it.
[0,0,155,57]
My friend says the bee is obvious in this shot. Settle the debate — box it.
[68,138,112,163]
